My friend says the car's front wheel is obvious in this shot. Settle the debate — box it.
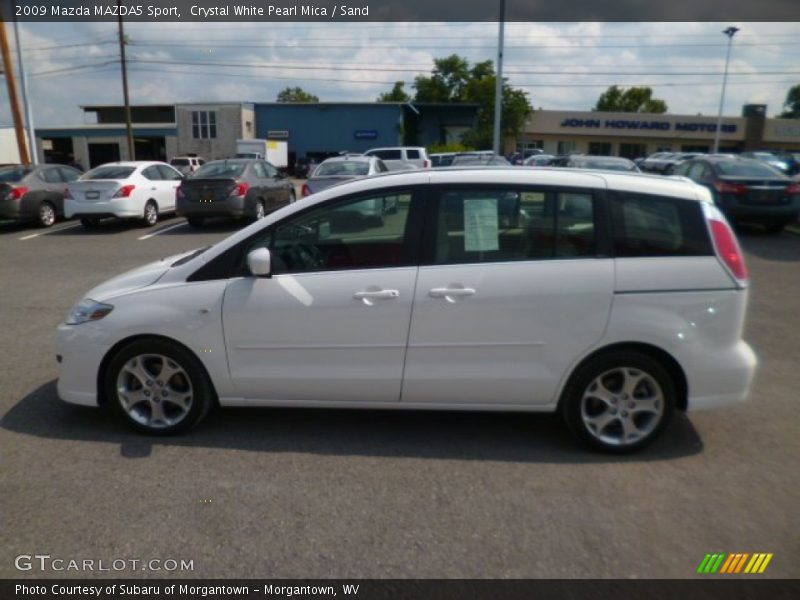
[105,339,215,435]
[560,351,676,453]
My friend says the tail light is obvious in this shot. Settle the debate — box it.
[230,182,249,197]
[7,186,29,200]
[112,185,135,199]
[785,182,800,195]
[713,181,747,195]
[301,183,311,197]
[423,159,431,169]
[704,204,748,283]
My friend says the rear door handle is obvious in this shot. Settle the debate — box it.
[354,289,400,300]
[429,287,476,298]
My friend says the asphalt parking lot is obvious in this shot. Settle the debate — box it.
[0,201,798,579]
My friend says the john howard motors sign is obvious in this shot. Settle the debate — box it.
[559,118,737,134]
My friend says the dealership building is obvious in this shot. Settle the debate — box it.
[515,104,800,158]
[33,101,800,169]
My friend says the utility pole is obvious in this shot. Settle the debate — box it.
[118,1,134,160]
[14,19,37,164]
[713,26,739,154]
[492,0,505,155]
[0,17,30,164]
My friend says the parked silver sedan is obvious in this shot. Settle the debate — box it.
[301,155,388,197]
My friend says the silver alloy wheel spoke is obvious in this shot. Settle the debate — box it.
[116,354,193,429]
[580,366,665,447]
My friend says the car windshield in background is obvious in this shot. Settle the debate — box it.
[716,161,785,178]
[82,166,136,180]
[193,162,246,178]
[314,161,371,177]
[170,159,190,166]
[0,167,31,182]
[577,159,637,171]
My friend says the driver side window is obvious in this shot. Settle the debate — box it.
[245,191,413,275]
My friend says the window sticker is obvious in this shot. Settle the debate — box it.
[464,198,499,252]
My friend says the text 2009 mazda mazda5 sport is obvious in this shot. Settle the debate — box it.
[56,168,756,452]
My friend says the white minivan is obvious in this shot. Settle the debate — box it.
[56,168,756,452]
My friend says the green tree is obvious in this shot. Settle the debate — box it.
[276,87,319,103]
[406,54,532,148]
[593,85,668,113]
[779,84,800,118]
[377,82,411,102]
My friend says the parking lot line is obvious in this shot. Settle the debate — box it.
[138,222,187,240]
[19,223,81,240]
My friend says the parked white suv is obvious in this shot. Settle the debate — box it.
[364,146,431,169]
[56,168,755,452]
[170,156,205,176]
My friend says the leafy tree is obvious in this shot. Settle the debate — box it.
[778,84,800,118]
[377,82,411,102]
[406,54,532,149]
[593,85,668,113]
[276,87,319,103]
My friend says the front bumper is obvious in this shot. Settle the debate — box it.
[55,323,112,407]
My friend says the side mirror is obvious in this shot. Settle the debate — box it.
[247,248,272,278]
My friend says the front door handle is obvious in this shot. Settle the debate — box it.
[429,287,476,298]
[354,289,400,300]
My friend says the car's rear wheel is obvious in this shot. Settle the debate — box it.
[186,216,205,228]
[105,338,215,435]
[288,190,296,203]
[561,351,675,453]
[142,200,158,227]
[80,217,100,228]
[38,202,56,227]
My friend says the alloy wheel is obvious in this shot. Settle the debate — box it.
[39,203,56,227]
[580,367,664,447]
[116,354,193,429]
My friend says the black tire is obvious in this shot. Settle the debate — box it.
[288,190,296,203]
[80,217,100,228]
[763,221,788,234]
[38,201,57,227]
[186,216,205,228]
[141,200,159,227]
[560,350,676,453]
[104,338,215,435]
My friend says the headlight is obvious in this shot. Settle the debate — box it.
[65,299,114,325]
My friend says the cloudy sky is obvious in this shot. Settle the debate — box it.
[1,21,798,128]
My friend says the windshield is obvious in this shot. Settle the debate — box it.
[193,162,246,178]
[82,166,136,180]
[313,161,370,177]
[0,167,31,182]
[716,160,785,178]
[171,246,211,267]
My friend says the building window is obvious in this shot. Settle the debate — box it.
[588,142,612,156]
[557,140,577,154]
[619,143,647,160]
[517,140,544,152]
[192,111,217,139]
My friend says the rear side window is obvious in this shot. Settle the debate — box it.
[434,188,596,265]
[370,149,402,160]
[610,191,712,257]
[406,149,420,159]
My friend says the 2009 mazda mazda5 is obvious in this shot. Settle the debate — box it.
[56,168,756,452]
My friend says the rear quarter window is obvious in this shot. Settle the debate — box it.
[610,191,712,257]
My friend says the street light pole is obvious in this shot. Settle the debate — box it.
[713,26,739,154]
[118,0,134,160]
[14,19,37,165]
[492,0,505,155]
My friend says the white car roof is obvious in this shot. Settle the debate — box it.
[94,161,166,168]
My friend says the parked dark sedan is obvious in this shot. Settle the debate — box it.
[674,156,800,232]
[176,159,295,228]
[0,163,82,227]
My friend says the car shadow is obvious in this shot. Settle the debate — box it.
[738,224,800,262]
[2,381,704,464]
[0,220,34,234]
[45,217,177,235]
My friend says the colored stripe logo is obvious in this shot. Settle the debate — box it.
[697,553,773,574]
